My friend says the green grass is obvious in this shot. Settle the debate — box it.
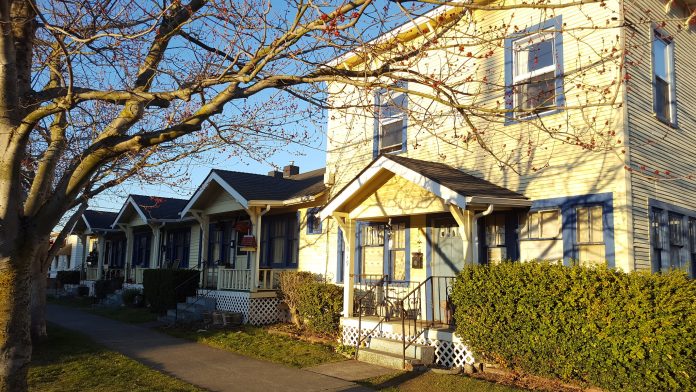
[29,325,204,392]
[360,371,527,392]
[48,296,157,324]
[163,326,346,368]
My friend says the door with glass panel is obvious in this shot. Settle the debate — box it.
[432,218,463,324]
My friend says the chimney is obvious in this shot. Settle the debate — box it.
[268,170,284,178]
[283,161,299,178]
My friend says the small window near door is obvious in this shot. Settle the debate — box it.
[576,206,605,266]
[389,222,407,281]
[485,215,506,246]
[306,208,322,235]
[362,224,385,277]
[521,209,560,239]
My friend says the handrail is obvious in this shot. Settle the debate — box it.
[354,275,388,359]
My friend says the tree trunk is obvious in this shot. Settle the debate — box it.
[0,244,33,392]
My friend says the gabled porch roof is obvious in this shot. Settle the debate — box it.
[72,209,119,235]
[112,194,189,228]
[181,168,326,216]
[319,155,530,220]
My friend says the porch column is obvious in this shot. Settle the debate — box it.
[249,205,271,293]
[334,213,356,318]
[80,234,88,279]
[123,225,134,281]
[149,223,162,268]
[449,205,475,264]
[96,236,106,280]
[191,211,209,286]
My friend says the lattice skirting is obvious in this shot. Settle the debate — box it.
[200,290,282,325]
[341,325,476,368]
[79,280,96,297]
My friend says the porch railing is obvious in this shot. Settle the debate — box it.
[85,267,99,280]
[217,268,252,290]
[354,275,389,359]
[134,267,149,285]
[398,276,456,368]
[258,268,287,290]
[104,268,124,280]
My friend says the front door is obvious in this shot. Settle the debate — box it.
[431,218,463,324]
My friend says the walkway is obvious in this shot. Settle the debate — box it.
[47,305,374,392]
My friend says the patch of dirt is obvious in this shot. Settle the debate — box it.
[265,323,338,345]
[469,366,602,392]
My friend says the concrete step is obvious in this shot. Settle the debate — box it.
[166,308,202,322]
[368,337,435,364]
[357,348,422,370]
[186,296,216,309]
[176,302,210,314]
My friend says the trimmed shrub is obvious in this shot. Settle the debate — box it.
[77,285,89,297]
[56,271,80,285]
[278,271,316,327]
[94,279,112,299]
[142,269,199,313]
[296,281,343,336]
[122,288,143,307]
[451,262,696,391]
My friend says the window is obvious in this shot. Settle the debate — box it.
[388,222,407,281]
[576,206,605,266]
[306,208,322,234]
[652,29,676,125]
[521,210,560,239]
[133,233,151,267]
[375,85,407,156]
[512,31,558,115]
[260,214,299,268]
[668,213,686,271]
[361,224,385,277]
[485,215,506,246]
[165,229,191,268]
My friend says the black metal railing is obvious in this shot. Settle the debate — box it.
[398,276,456,368]
[354,275,388,359]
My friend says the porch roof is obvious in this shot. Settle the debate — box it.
[320,155,530,220]
[72,209,119,235]
[112,194,189,227]
[181,167,326,216]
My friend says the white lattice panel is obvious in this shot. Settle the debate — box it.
[204,291,251,322]
[122,283,143,292]
[248,297,282,325]
[341,324,475,368]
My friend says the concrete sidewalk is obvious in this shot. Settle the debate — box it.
[47,305,373,392]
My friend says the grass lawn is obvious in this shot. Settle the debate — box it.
[163,326,347,368]
[47,296,157,324]
[29,325,203,392]
[361,371,527,392]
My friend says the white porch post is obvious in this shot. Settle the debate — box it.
[334,213,356,318]
[149,223,163,268]
[122,225,134,281]
[96,236,106,280]
[80,234,88,277]
[248,205,271,293]
[191,211,209,286]
[449,205,475,265]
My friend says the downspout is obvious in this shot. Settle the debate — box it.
[472,205,494,264]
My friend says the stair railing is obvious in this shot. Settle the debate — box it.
[399,276,456,368]
[354,275,388,359]
[173,265,213,324]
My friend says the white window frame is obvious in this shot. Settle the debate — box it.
[512,31,558,116]
[651,28,677,126]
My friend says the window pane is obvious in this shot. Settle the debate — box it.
[590,206,603,243]
[518,72,555,111]
[651,209,664,248]
[655,77,670,120]
[540,211,559,238]
[527,39,554,72]
[653,37,668,79]
[577,208,590,243]
[669,213,684,246]
[380,120,403,150]
[391,250,406,281]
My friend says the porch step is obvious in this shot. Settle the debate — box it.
[357,348,423,370]
[176,302,210,314]
[186,296,216,309]
[166,308,202,323]
[368,337,435,364]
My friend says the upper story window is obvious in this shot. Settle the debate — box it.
[504,16,564,122]
[374,84,407,157]
[652,29,676,126]
[521,209,560,240]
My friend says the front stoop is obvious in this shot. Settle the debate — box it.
[357,337,435,370]
[158,295,216,325]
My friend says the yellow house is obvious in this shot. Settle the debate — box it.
[311,0,696,368]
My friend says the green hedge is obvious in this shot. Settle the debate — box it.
[451,262,696,391]
[142,269,199,313]
[296,281,343,336]
[56,271,81,285]
[278,271,343,336]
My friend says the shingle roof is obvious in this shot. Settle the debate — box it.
[83,210,118,230]
[130,195,189,220]
[385,155,528,200]
[212,168,326,201]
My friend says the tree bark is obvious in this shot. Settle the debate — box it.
[29,250,49,340]
[0,238,34,392]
